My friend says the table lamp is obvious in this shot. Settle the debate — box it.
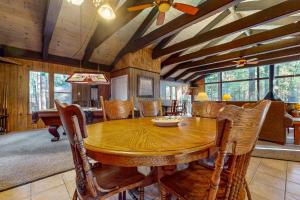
[295,103,300,111]
[196,92,208,101]
[223,94,232,101]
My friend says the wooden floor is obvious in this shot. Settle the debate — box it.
[0,157,300,200]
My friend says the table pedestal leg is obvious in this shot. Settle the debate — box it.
[294,125,300,145]
[48,126,60,142]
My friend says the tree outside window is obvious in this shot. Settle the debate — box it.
[29,71,49,113]
[54,74,72,104]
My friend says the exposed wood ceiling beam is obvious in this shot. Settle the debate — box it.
[162,37,227,79]
[0,45,111,71]
[112,7,159,66]
[235,0,285,12]
[155,1,300,58]
[42,0,63,59]
[190,54,300,84]
[162,21,300,67]
[163,36,300,79]
[128,0,241,54]
[179,46,300,80]
[82,0,150,66]
[156,9,231,60]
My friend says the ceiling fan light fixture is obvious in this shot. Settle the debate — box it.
[159,2,171,12]
[98,4,116,20]
[93,0,103,8]
[67,0,84,6]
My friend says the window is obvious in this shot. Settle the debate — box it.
[54,74,72,104]
[205,84,219,101]
[222,67,257,81]
[222,81,257,101]
[275,60,300,76]
[29,71,49,112]
[166,86,171,100]
[177,86,183,101]
[204,66,269,101]
[274,61,300,102]
[259,79,269,100]
[259,65,269,78]
[171,86,176,100]
[205,73,219,83]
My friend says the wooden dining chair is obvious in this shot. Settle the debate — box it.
[192,101,226,118]
[159,100,271,200]
[100,96,134,121]
[55,100,145,200]
[165,100,182,116]
[138,99,163,117]
[0,83,8,133]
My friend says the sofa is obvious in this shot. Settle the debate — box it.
[224,101,293,144]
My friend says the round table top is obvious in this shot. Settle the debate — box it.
[84,117,217,167]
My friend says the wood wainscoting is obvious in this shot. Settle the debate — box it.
[0,58,110,132]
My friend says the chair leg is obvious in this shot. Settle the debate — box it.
[122,191,126,200]
[245,182,252,200]
[160,187,169,200]
[139,187,144,200]
[72,190,78,200]
[118,192,122,200]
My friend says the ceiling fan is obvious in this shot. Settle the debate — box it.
[127,0,199,25]
[233,57,259,67]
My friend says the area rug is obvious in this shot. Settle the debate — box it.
[0,129,73,191]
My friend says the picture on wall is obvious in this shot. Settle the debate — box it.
[137,76,154,98]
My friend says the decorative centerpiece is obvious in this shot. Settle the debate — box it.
[151,116,182,127]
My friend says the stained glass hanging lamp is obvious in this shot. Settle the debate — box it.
[66,4,109,85]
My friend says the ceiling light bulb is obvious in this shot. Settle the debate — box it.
[67,0,84,6]
[98,4,116,20]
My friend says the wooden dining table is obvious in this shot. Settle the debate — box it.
[84,117,217,167]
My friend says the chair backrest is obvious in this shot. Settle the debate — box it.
[207,100,271,200]
[170,100,177,112]
[100,96,134,121]
[55,100,99,198]
[192,101,225,118]
[138,99,163,117]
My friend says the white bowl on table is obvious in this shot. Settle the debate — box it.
[151,116,182,127]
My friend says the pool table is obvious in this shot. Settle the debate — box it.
[32,108,103,142]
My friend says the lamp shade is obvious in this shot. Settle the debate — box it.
[295,103,300,110]
[196,92,208,101]
[223,94,232,101]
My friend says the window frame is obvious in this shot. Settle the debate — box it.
[29,71,50,113]
[54,73,72,104]
[204,66,269,101]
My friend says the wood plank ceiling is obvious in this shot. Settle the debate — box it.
[0,0,300,80]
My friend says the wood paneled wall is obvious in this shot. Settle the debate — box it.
[112,47,161,103]
[114,48,161,73]
[128,68,160,101]
[0,58,109,132]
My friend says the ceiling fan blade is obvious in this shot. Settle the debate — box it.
[232,61,239,63]
[156,12,165,26]
[247,58,258,62]
[172,3,199,15]
[236,63,245,67]
[127,3,154,12]
[248,61,259,65]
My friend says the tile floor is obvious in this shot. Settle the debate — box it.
[1,157,300,200]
